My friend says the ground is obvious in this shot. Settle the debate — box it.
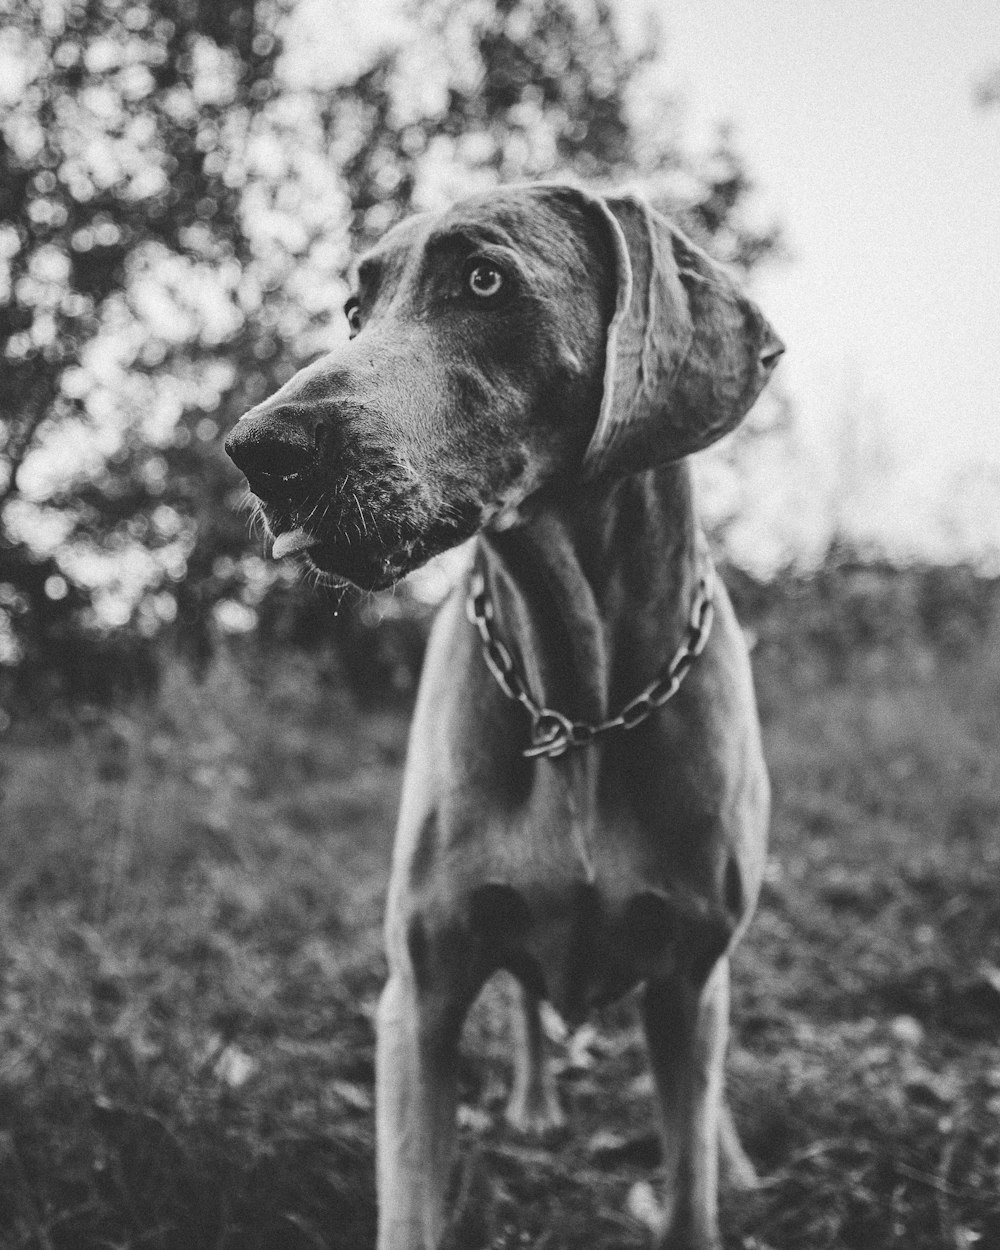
[0,614,998,1249]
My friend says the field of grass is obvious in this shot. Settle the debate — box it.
[1,602,999,1249]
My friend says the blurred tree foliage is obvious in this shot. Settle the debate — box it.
[0,0,781,706]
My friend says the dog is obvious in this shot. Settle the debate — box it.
[225,182,783,1250]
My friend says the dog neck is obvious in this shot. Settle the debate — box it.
[477,460,703,726]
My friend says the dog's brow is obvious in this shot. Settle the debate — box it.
[426,223,516,253]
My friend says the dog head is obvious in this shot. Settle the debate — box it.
[225,183,783,589]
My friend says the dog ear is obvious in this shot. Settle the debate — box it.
[581,192,784,478]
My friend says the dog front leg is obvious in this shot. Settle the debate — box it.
[641,957,731,1250]
[718,1098,759,1191]
[376,969,465,1250]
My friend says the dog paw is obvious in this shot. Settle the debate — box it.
[626,1181,666,1241]
[723,1150,761,1193]
[719,1106,760,1192]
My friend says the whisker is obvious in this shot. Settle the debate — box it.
[249,502,270,541]
[356,494,370,537]
[299,493,322,528]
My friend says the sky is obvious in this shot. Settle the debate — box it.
[656,0,1000,560]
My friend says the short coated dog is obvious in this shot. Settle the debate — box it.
[225,182,784,1250]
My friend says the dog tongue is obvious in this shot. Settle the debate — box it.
[271,528,314,559]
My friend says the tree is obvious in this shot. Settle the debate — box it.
[0,0,782,698]
[0,0,300,680]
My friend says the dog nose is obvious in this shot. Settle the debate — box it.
[224,410,315,486]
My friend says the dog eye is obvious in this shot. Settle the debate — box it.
[467,262,503,299]
[344,297,362,337]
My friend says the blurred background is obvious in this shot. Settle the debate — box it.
[0,2,998,1248]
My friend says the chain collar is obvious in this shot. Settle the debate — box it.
[466,560,715,760]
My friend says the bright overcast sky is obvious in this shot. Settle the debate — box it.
[658,0,1000,558]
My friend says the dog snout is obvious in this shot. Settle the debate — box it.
[225,407,317,496]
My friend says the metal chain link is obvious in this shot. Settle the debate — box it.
[466,562,715,760]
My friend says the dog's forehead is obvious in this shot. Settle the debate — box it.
[434,187,575,253]
[357,189,581,284]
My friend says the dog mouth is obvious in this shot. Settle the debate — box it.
[270,527,317,561]
[264,517,413,590]
[241,441,487,589]
[259,498,478,591]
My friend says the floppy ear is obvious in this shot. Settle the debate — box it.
[580,192,785,478]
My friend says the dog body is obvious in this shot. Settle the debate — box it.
[225,184,783,1250]
[384,472,768,1250]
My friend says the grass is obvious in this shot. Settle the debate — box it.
[0,614,998,1249]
